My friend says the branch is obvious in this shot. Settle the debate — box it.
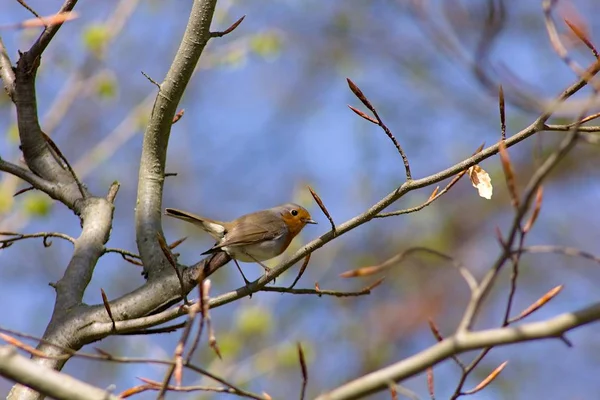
[0,159,65,202]
[26,0,79,64]
[0,231,75,249]
[260,279,382,297]
[0,35,15,98]
[73,252,230,337]
[0,346,118,400]
[11,1,82,194]
[315,302,600,400]
[457,128,581,333]
[135,0,219,279]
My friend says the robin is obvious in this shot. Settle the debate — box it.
[164,203,317,284]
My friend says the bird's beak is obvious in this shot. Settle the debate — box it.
[305,219,318,224]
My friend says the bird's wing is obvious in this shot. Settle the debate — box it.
[212,212,285,249]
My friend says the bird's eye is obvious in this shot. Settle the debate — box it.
[291,209,299,216]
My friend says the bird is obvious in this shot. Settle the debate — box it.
[164,203,317,284]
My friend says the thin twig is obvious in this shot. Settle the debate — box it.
[116,322,186,335]
[41,131,87,198]
[376,168,468,218]
[106,181,120,203]
[308,185,335,233]
[13,186,35,197]
[203,280,221,359]
[0,231,75,249]
[104,247,141,260]
[140,70,160,89]
[346,78,412,180]
[457,126,582,333]
[340,247,477,294]
[156,232,188,304]
[100,289,116,331]
[499,85,506,140]
[427,319,465,370]
[288,254,311,289]
[262,278,383,297]
[297,342,308,400]
[120,378,265,399]
[0,326,264,399]
[157,302,199,399]
[210,15,245,38]
[15,0,43,20]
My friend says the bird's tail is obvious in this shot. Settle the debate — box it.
[164,208,226,240]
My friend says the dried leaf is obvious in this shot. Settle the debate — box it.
[389,383,398,400]
[465,361,508,394]
[20,11,79,28]
[118,385,150,398]
[364,277,385,291]
[339,265,383,278]
[512,285,563,322]
[564,18,598,58]
[427,186,440,202]
[348,105,378,124]
[467,165,493,199]
[427,319,443,342]
[427,367,434,398]
[498,141,519,207]
[172,109,185,124]
[523,186,543,233]
[346,78,374,111]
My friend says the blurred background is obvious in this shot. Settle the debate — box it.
[1,0,600,398]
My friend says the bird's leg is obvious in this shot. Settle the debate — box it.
[244,253,275,283]
[233,259,252,287]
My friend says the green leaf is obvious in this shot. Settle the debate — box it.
[95,72,118,100]
[235,305,273,337]
[7,124,19,144]
[215,332,242,358]
[0,190,13,213]
[82,24,110,57]
[23,193,52,217]
[250,32,282,58]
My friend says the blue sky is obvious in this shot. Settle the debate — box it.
[1,1,600,399]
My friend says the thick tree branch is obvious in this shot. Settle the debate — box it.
[315,302,600,400]
[0,346,118,400]
[135,0,219,279]
[0,35,15,98]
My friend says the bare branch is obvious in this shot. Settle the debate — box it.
[288,254,311,289]
[308,185,336,233]
[15,0,43,21]
[26,0,79,63]
[136,0,220,279]
[210,15,246,38]
[315,302,600,400]
[0,36,15,98]
[262,279,382,297]
[297,342,308,400]
[346,78,412,180]
[340,247,477,294]
[0,346,118,400]
[0,231,75,249]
